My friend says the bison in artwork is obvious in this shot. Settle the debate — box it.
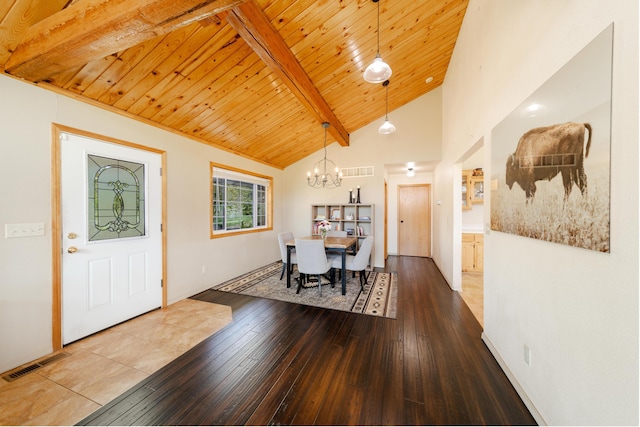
[505,122,592,203]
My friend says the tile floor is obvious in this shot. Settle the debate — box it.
[0,299,233,426]
[461,271,483,327]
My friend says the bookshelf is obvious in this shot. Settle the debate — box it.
[311,204,374,268]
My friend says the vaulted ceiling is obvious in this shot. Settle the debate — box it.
[0,0,468,169]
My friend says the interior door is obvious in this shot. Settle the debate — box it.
[398,184,431,257]
[60,132,162,344]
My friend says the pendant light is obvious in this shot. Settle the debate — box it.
[363,0,392,84]
[378,79,396,134]
[307,122,343,189]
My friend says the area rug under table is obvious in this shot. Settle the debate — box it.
[211,261,397,319]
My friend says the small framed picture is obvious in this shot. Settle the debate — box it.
[331,209,341,220]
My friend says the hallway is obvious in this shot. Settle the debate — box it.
[461,271,484,327]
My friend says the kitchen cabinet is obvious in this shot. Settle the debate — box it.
[462,233,483,272]
[462,170,484,209]
[462,171,471,210]
[470,175,484,203]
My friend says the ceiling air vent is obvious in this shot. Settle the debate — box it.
[340,166,374,178]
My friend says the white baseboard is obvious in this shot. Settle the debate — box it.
[481,332,547,426]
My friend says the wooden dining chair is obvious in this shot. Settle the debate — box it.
[331,235,374,291]
[294,238,336,296]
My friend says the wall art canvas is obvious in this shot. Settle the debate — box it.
[490,24,612,252]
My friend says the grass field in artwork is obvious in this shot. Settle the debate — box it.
[491,167,609,252]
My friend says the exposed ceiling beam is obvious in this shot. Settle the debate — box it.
[0,0,70,67]
[226,1,349,147]
[5,0,246,81]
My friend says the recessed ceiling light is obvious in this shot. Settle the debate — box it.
[521,102,547,117]
[425,77,434,84]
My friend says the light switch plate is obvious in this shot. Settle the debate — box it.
[5,222,45,238]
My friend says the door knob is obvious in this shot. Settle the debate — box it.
[67,232,77,239]
[67,246,78,254]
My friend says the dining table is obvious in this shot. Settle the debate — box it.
[286,235,357,295]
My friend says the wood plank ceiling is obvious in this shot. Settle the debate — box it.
[0,0,468,169]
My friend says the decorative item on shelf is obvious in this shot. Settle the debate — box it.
[378,79,396,134]
[356,186,361,203]
[349,188,353,203]
[473,168,483,176]
[307,122,342,189]
[317,219,332,239]
[363,0,392,84]
[346,213,354,220]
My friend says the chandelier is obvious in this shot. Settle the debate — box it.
[363,0,392,83]
[307,122,342,189]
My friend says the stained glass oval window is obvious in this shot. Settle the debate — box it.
[88,154,146,241]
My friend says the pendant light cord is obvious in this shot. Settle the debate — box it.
[376,0,381,55]
[383,79,390,119]
[385,81,389,118]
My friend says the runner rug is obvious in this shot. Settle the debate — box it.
[211,261,397,319]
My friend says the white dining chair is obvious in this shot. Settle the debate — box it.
[278,232,297,280]
[294,238,336,296]
[331,235,374,291]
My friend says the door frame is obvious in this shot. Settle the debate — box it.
[51,124,167,351]
[384,179,388,260]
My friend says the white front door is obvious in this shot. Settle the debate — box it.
[60,132,163,344]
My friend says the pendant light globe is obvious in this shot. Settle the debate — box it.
[363,0,392,84]
[378,118,396,134]
[378,79,396,134]
[364,55,392,83]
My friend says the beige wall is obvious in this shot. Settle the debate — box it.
[434,0,638,424]
[0,76,284,373]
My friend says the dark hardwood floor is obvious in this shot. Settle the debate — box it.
[79,256,536,426]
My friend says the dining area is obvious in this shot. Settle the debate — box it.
[277,232,374,297]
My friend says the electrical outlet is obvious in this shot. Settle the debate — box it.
[5,222,45,238]
[524,345,531,366]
